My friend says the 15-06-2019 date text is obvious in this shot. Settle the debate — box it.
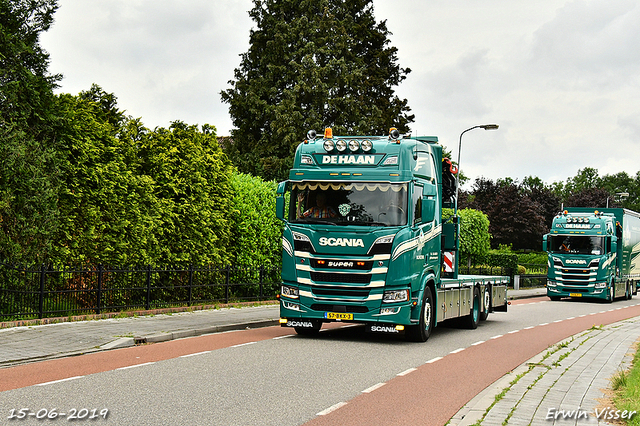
[8,408,109,421]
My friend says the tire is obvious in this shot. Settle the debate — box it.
[480,286,491,321]
[626,281,631,300]
[464,287,481,329]
[406,286,434,342]
[294,320,322,336]
[607,284,614,303]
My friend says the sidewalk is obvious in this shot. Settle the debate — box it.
[450,317,640,425]
[0,303,281,367]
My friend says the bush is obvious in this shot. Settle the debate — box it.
[228,173,282,268]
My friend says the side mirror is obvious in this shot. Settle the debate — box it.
[542,234,548,252]
[421,184,437,222]
[276,181,288,221]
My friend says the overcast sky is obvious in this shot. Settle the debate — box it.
[39,0,640,187]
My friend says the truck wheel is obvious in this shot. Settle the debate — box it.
[465,287,481,329]
[406,287,434,342]
[625,282,631,300]
[294,320,322,336]
[607,285,614,303]
[480,286,491,321]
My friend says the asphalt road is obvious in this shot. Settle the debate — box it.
[2,296,639,426]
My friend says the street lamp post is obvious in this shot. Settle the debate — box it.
[454,124,499,215]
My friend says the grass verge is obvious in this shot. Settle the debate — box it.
[612,341,640,425]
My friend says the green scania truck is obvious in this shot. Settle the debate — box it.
[275,128,508,342]
[544,208,640,302]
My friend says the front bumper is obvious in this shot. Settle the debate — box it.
[546,280,607,299]
[279,297,415,327]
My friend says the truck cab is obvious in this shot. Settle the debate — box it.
[544,209,636,301]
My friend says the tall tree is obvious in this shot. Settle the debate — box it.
[222,0,414,181]
[0,0,62,263]
[468,177,547,250]
[521,176,561,230]
[564,188,619,209]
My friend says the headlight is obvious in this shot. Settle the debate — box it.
[336,140,347,152]
[348,140,360,152]
[323,140,335,152]
[383,289,409,303]
[361,140,373,152]
[595,282,606,289]
[375,235,394,245]
[292,232,311,243]
[547,281,556,287]
[281,285,299,299]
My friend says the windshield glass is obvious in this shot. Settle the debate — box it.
[548,235,605,255]
[290,181,408,226]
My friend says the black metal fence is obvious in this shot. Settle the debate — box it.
[517,263,548,288]
[0,263,280,320]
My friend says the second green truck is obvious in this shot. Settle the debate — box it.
[544,208,640,301]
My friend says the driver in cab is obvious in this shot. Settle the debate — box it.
[299,192,337,218]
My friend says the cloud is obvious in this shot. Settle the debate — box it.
[43,0,253,132]
[530,0,640,89]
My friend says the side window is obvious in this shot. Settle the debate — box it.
[413,185,422,225]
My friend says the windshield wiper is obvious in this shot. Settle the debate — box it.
[342,220,388,227]
[298,219,337,225]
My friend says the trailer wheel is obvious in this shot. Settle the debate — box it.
[406,287,434,342]
[294,320,322,336]
[626,281,632,300]
[480,286,491,321]
[465,287,480,329]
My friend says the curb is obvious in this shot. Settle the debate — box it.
[136,319,280,344]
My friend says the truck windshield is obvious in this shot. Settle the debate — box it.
[548,235,605,255]
[291,182,408,226]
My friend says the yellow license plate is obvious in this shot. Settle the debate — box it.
[569,293,582,297]
[325,312,353,320]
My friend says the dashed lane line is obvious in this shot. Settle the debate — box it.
[36,376,84,386]
[397,368,417,376]
[362,383,386,393]
[317,402,347,416]
[116,362,155,371]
